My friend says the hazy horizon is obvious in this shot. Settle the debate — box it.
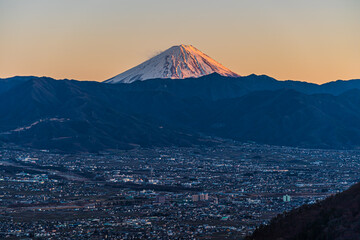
[1,0,359,84]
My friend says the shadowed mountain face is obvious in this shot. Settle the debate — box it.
[0,78,204,152]
[0,76,39,95]
[247,182,360,240]
[119,73,360,99]
[1,73,360,152]
[203,90,360,149]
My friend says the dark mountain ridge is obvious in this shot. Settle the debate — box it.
[204,89,360,149]
[1,74,360,152]
[0,78,203,152]
[118,73,360,100]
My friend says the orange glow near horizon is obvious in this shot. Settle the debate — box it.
[0,0,359,84]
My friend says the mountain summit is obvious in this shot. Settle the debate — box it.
[105,44,239,83]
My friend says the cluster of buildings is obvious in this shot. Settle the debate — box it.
[1,141,360,239]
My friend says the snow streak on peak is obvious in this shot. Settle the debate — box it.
[105,44,239,83]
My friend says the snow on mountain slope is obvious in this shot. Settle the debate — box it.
[105,44,239,84]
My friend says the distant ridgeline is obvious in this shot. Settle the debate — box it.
[1,73,360,152]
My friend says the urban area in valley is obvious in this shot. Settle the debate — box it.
[1,140,359,239]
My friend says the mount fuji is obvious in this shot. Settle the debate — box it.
[105,44,239,84]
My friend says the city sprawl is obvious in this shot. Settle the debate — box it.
[1,140,359,239]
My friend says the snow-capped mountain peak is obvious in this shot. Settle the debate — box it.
[104,44,239,83]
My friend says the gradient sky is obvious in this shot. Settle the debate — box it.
[0,0,359,84]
